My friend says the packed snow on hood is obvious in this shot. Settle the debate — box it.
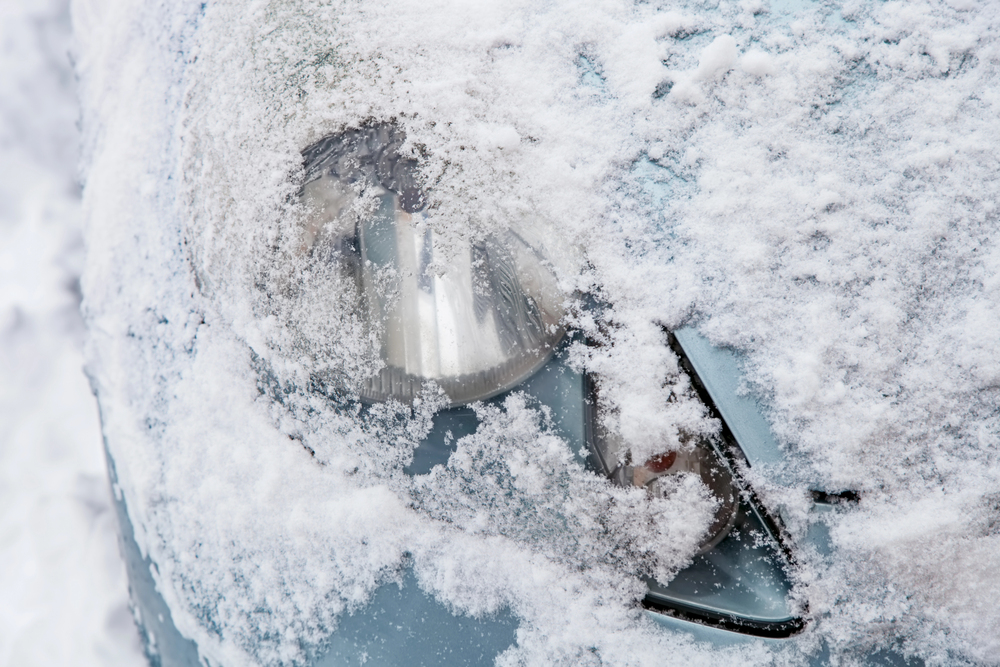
[74,0,1000,665]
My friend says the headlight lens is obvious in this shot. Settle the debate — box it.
[300,125,565,406]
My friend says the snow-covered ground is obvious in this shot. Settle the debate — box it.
[0,1,144,664]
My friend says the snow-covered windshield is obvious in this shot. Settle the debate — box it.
[75,0,1000,664]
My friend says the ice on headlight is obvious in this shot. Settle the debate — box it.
[300,125,565,406]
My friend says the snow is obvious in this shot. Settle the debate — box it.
[60,0,1000,664]
[0,0,144,664]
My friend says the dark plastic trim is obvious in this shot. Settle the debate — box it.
[640,596,806,639]
[810,489,860,505]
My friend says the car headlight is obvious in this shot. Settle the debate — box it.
[299,124,565,406]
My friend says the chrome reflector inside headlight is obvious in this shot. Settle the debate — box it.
[300,125,565,405]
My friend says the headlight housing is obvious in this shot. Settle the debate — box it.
[300,124,565,406]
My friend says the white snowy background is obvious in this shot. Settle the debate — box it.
[0,0,144,664]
